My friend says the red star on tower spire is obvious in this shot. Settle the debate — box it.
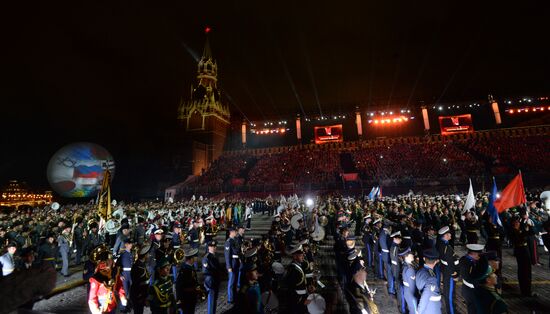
[205,26,211,34]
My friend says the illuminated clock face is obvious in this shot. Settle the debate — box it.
[47,142,115,198]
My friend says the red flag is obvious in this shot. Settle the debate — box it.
[493,173,527,213]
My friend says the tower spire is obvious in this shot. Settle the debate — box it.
[202,26,213,60]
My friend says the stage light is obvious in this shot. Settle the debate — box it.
[509,109,514,114]
[389,111,393,115]
[374,120,379,124]
[380,120,385,124]
[438,106,443,110]
[496,193,501,199]
[306,198,314,207]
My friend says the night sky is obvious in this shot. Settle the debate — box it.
[1,1,549,197]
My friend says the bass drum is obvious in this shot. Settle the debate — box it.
[261,290,279,314]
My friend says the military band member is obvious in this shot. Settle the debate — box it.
[284,244,307,314]
[188,220,200,250]
[88,248,127,314]
[459,244,487,314]
[203,240,222,314]
[464,211,480,245]
[437,226,459,314]
[235,262,263,313]
[0,241,17,277]
[509,217,532,296]
[204,218,215,252]
[113,224,130,257]
[225,227,240,304]
[379,223,395,294]
[361,215,374,269]
[474,265,508,314]
[58,225,71,277]
[416,249,442,314]
[118,238,134,312]
[176,247,200,313]
[345,258,378,314]
[171,221,183,250]
[389,231,404,313]
[400,247,418,314]
[86,222,103,255]
[73,219,85,265]
[38,232,57,269]
[149,258,175,314]
[131,244,151,314]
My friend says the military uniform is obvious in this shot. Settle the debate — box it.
[390,237,404,313]
[345,280,377,314]
[285,260,307,314]
[130,259,150,314]
[149,273,175,314]
[437,235,458,314]
[509,225,532,296]
[416,265,442,314]
[73,225,84,264]
[118,248,133,305]
[203,249,222,314]
[57,232,70,276]
[88,272,126,314]
[379,227,395,294]
[188,227,200,249]
[176,263,199,313]
[362,225,375,268]
[225,235,240,303]
[459,250,487,314]
[402,261,418,314]
[475,286,507,314]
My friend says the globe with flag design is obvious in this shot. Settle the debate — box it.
[47,142,115,198]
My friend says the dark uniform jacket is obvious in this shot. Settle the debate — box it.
[475,286,508,314]
[130,259,150,304]
[202,252,222,288]
[345,281,375,314]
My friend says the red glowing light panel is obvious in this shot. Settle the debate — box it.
[439,114,474,135]
[314,124,344,144]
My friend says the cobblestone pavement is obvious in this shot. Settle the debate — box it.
[28,213,550,314]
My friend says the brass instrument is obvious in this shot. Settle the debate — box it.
[212,224,219,235]
[318,216,328,227]
[241,239,253,255]
[90,244,112,264]
[173,248,185,264]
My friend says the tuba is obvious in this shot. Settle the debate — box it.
[105,219,121,234]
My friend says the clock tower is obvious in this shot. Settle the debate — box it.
[178,29,230,175]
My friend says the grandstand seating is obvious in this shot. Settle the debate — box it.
[187,125,550,193]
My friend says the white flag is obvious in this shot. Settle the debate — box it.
[464,179,476,211]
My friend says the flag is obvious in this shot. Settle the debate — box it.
[377,186,383,199]
[493,172,527,213]
[464,179,476,212]
[97,170,112,220]
[368,187,379,200]
[487,178,502,226]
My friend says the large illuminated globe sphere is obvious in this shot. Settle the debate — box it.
[47,142,115,198]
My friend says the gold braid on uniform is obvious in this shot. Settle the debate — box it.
[153,285,171,304]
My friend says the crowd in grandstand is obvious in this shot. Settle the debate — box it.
[192,134,549,191]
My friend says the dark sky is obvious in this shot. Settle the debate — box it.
[1,1,549,196]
